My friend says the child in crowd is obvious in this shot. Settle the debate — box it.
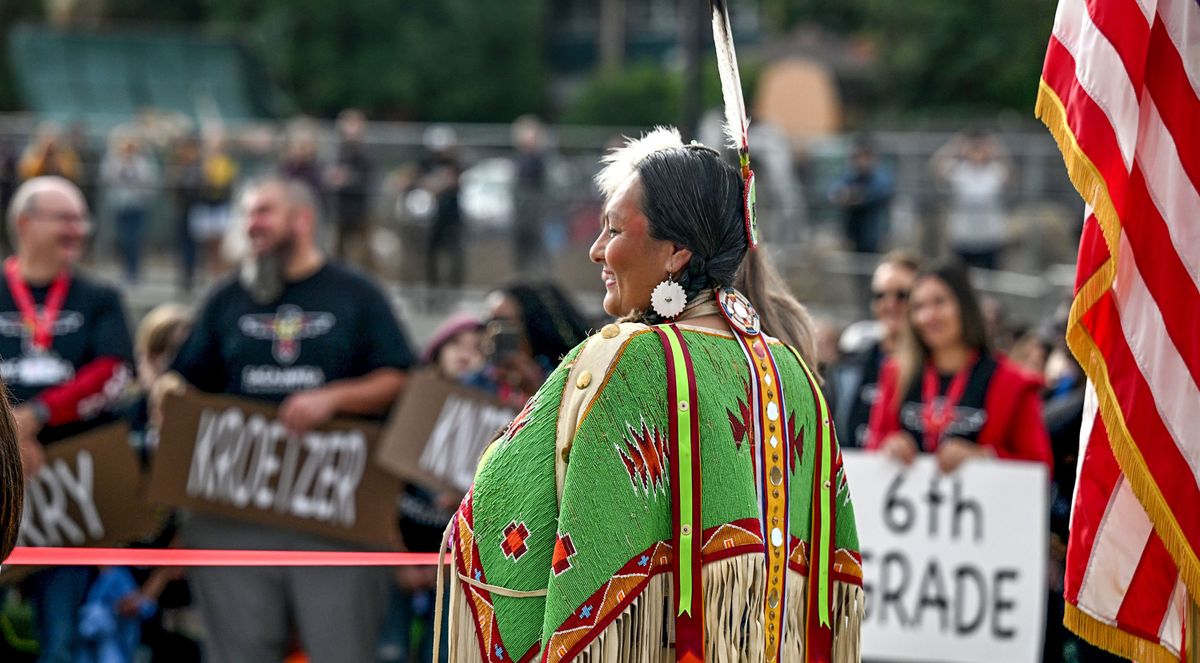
[77,304,198,663]
[380,313,484,663]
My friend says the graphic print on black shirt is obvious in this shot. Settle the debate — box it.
[0,272,134,443]
[171,262,414,404]
[898,353,998,450]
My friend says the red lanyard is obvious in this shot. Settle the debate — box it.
[920,352,978,452]
[4,257,71,352]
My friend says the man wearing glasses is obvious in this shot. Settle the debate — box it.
[1,175,134,663]
[826,251,919,448]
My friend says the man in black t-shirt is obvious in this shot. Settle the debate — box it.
[2,176,134,663]
[168,176,413,663]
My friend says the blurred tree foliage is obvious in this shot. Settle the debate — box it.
[75,0,548,121]
[563,63,683,126]
[0,0,43,111]
[864,0,1055,113]
[563,60,761,128]
[2,0,1055,120]
[224,0,546,121]
[784,0,1056,115]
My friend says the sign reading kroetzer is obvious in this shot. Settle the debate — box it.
[5,423,160,581]
[150,390,398,548]
[841,450,1048,663]
[375,371,517,492]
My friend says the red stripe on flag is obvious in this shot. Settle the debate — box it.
[1042,37,1132,205]
[1064,413,1123,603]
[1074,214,1110,294]
[1145,16,1200,195]
[1121,165,1200,387]
[1114,533,1180,642]
[1083,293,1200,553]
[1085,0,1152,90]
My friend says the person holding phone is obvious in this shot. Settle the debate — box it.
[467,283,590,407]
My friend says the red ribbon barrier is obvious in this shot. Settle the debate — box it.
[3,547,443,567]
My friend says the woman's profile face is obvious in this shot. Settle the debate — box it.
[909,276,964,353]
[588,175,677,317]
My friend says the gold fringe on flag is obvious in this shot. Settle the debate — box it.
[1064,602,1180,663]
[1037,77,1200,659]
[1034,80,1121,254]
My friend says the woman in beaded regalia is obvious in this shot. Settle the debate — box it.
[435,4,864,662]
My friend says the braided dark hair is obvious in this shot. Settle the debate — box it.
[634,145,747,321]
[627,145,818,366]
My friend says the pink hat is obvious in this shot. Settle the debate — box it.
[422,312,485,365]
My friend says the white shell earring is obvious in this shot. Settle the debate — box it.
[651,278,687,319]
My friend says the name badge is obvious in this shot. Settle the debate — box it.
[17,354,73,386]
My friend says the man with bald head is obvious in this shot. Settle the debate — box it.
[168,175,414,663]
[1,176,134,662]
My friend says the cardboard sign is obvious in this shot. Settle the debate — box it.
[841,450,1048,663]
[5,423,160,581]
[150,390,398,548]
[375,371,517,493]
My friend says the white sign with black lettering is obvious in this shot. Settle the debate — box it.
[841,451,1048,663]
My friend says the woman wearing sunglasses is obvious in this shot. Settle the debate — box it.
[827,251,919,448]
[866,261,1051,472]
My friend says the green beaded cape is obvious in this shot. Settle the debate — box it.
[444,321,863,663]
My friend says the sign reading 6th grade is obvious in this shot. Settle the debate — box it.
[840,450,1048,663]
[149,390,400,548]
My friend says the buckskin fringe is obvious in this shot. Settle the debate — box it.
[444,553,864,662]
[447,564,486,663]
[573,555,864,663]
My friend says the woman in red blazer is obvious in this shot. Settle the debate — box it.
[866,261,1052,472]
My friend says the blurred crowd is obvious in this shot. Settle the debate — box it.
[819,252,1117,663]
[0,110,586,298]
[0,110,1101,663]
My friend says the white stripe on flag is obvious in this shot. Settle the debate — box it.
[1052,0,1142,170]
[1112,232,1200,477]
[1074,376,1099,500]
[1156,0,1200,95]
[1157,577,1187,647]
[1133,0,1156,24]
[1077,478,1155,617]
[1135,93,1200,290]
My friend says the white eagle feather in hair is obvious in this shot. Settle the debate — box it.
[593,2,749,198]
[594,126,684,197]
[711,0,749,157]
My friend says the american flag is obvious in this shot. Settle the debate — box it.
[1036,0,1199,660]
